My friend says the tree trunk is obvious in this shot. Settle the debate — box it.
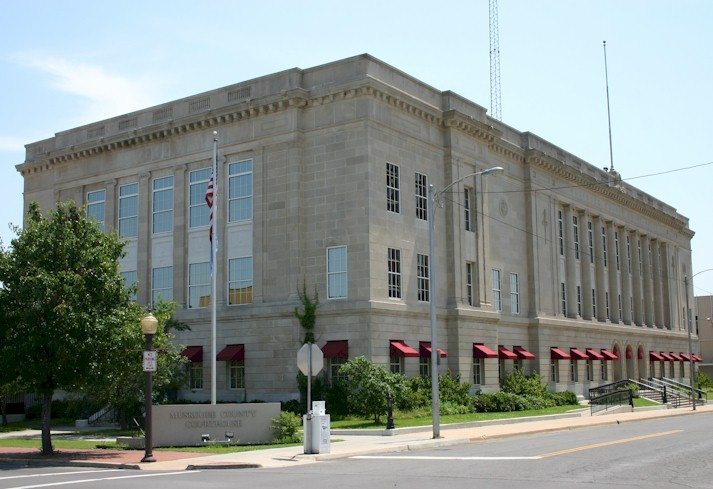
[0,396,7,426]
[41,391,54,456]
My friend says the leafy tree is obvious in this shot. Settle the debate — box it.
[81,301,188,429]
[294,282,319,344]
[337,357,405,422]
[0,201,135,455]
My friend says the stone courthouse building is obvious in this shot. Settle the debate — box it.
[17,54,700,402]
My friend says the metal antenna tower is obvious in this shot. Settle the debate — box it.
[489,0,502,121]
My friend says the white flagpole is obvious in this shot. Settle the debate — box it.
[211,131,218,405]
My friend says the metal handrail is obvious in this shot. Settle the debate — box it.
[590,389,633,415]
[662,377,707,400]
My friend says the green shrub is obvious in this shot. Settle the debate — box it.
[272,411,302,443]
[625,383,640,398]
[323,379,351,417]
[472,392,531,412]
[440,401,472,415]
[697,371,713,390]
[439,372,473,407]
[337,357,406,422]
[282,399,305,416]
[546,391,579,406]
[501,370,547,397]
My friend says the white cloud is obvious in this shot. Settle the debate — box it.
[12,53,158,123]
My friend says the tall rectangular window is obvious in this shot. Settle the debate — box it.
[188,262,211,308]
[586,360,594,381]
[466,262,474,306]
[592,289,597,318]
[601,227,608,267]
[626,235,632,272]
[464,187,473,231]
[570,359,578,382]
[614,231,620,271]
[229,361,245,389]
[189,168,211,228]
[601,361,608,381]
[327,246,347,299]
[152,176,174,234]
[86,189,106,231]
[573,215,580,259]
[510,273,519,315]
[561,282,567,316]
[588,221,594,264]
[558,210,564,256]
[576,285,582,317]
[419,356,430,377]
[417,253,430,302]
[492,269,501,312]
[618,293,623,318]
[390,355,404,375]
[228,257,253,305]
[473,357,483,385]
[228,159,253,222]
[415,172,428,221]
[605,291,610,319]
[638,239,643,276]
[118,183,138,238]
[387,248,401,298]
[151,266,173,304]
[386,163,400,213]
[551,359,560,383]
[189,363,203,389]
[121,270,138,301]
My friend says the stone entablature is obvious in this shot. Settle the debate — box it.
[18,54,686,232]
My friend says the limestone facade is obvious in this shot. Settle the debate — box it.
[17,54,698,401]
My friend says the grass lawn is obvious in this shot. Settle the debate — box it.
[331,404,584,429]
[0,437,301,453]
[0,419,74,433]
[633,397,660,407]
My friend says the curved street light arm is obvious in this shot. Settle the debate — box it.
[434,166,504,201]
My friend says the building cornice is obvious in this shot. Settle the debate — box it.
[524,150,693,235]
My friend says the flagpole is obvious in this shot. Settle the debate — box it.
[211,131,218,405]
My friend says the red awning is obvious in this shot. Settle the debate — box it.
[322,340,349,359]
[669,352,684,362]
[600,349,619,361]
[586,348,604,360]
[216,344,244,362]
[181,345,203,363]
[513,346,536,360]
[498,345,518,360]
[659,352,673,361]
[570,348,588,360]
[649,351,664,362]
[692,354,703,362]
[473,344,498,359]
[420,342,447,358]
[680,353,692,361]
[550,347,571,360]
[390,340,419,358]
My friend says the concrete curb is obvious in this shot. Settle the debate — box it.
[186,463,261,470]
[0,458,141,470]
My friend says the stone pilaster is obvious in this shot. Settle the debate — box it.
[606,222,620,323]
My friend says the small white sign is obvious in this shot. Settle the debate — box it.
[143,350,157,372]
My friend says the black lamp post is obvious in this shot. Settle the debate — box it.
[140,313,158,463]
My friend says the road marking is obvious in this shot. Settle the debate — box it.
[7,470,201,489]
[538,429,683,458]
[352,430,683,462]
[353,456,541,461]
[0,470,123,481]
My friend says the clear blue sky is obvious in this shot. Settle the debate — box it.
[1,0,711,294]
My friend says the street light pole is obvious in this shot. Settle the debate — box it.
[686,268,713,411]
[427,166,503,439]
[140,313,158,463]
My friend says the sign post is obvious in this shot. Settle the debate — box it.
[297,343,325,454]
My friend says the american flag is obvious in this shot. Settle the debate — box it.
[205,174,214,244]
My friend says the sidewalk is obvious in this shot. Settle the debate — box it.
[2,404,712,471]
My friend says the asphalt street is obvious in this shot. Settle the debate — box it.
[1,413,711,489]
